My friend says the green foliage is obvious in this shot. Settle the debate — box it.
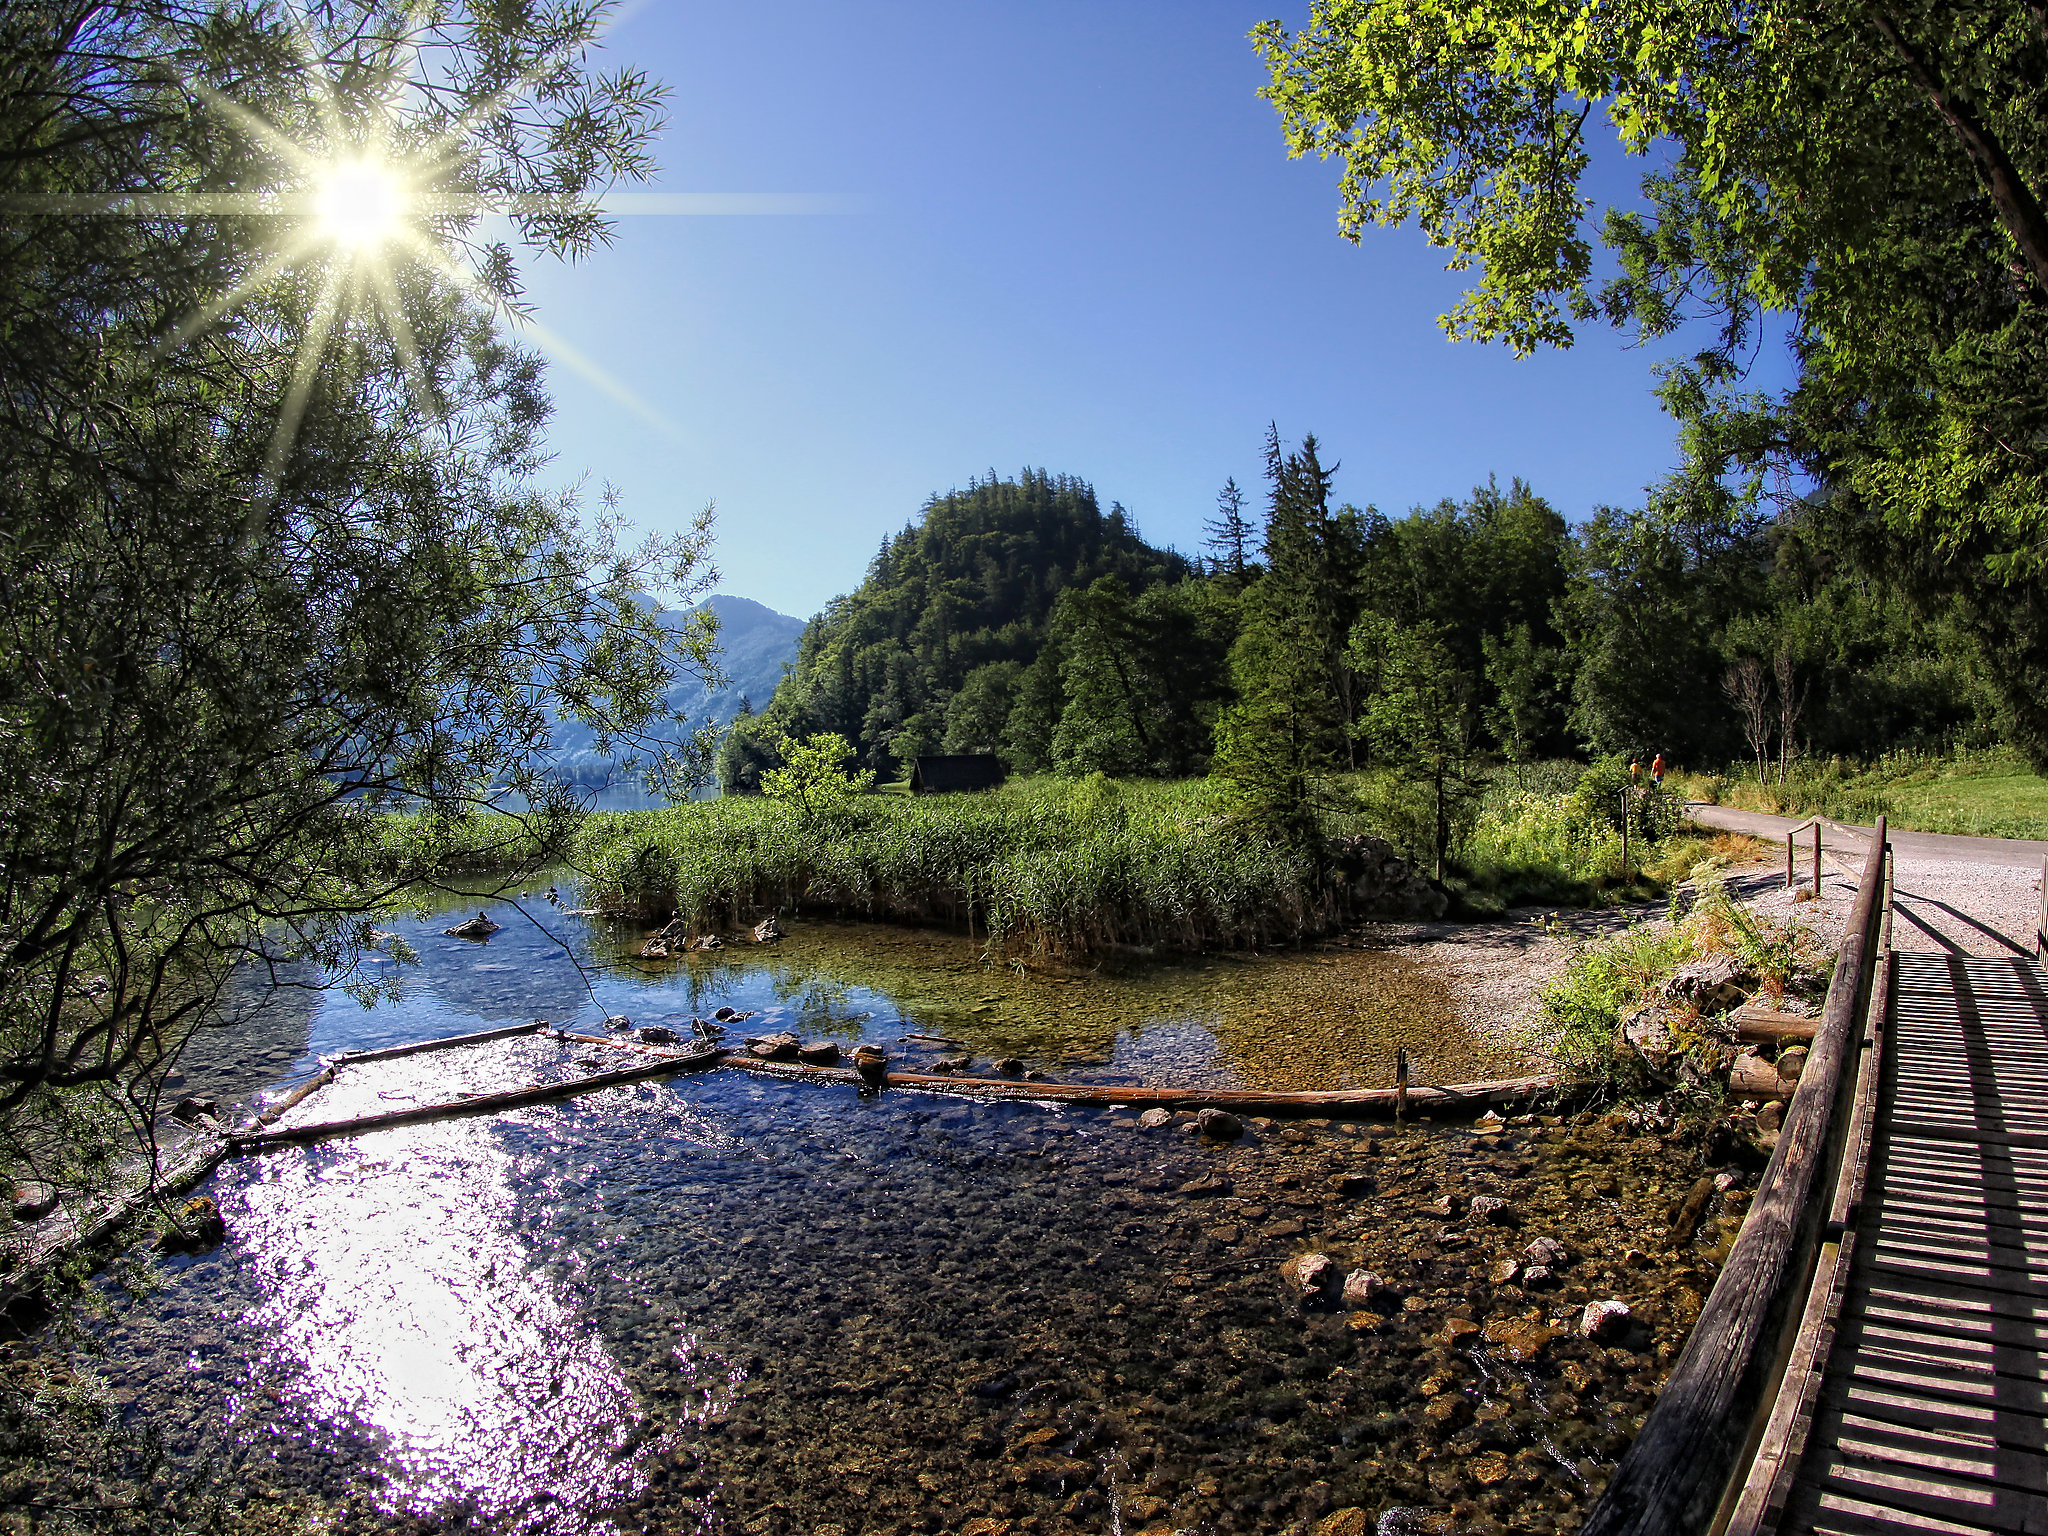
[0,0,711,1134]
[733,470,1192,783]
[1051,577,1238,777]
[1253,0,2048,756]
[1212,432,1362,836]
[759,733,877,815]
[577,777,1337,962]
[1352,616,1485,878]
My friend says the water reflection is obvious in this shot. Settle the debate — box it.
[230,1121,649,1531]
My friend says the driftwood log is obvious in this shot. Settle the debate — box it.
[230,1045,724,1149]
[1730,1005,1818,1045]
[0,1133,228,1308]
[331,1019,551,1064]
[543,1030,1556,1116]
[1578,817,1889,1536]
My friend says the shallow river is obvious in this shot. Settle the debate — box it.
[67,890,1694,1536]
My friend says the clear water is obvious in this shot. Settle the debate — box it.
[75,890,1663,1536]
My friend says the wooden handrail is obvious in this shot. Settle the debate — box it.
[1578,817,1889,1536]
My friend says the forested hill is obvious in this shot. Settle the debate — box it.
[727,470,1194,781]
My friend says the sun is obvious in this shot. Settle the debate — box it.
[312,157,407,251]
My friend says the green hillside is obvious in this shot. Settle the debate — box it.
[724,470,1207,784]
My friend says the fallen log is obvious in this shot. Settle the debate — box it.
[1730,1006,1817,1045]
[0,1133,228,1309]
[718,1054,1558,1116]
[332,1019,551,1064]
[230,1045,724,1149]
[251,1063,338,1127]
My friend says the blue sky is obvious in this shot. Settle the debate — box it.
[514,0,1793,622]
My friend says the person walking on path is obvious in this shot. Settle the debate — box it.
[1629,758,1641,784]
[1650,752,1666,787]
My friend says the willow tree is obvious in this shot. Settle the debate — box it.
[0,2,716,1167]
[1254,0,2048,760]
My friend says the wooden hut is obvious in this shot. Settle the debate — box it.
[908,754,1007,794]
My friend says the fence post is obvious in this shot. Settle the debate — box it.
[1395,1047,1409,1123]
[1785,833,1793,892]
[2037,858,2046,962]
[1811,822,1821,895]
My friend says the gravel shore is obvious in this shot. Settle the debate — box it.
[1380,839,2043,1074]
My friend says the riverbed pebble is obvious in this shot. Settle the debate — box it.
[1581,1299,1632,1342]
[1194,1107,1242,1141]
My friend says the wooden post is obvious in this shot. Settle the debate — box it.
[1395,1047,1409,1123]
[1811,822,1822,895]
[1785,833,1794,892]
[2037,857,2046,962]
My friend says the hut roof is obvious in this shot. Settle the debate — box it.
[908,754,1007,794]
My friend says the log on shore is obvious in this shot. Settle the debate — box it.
[0,1133,229,1309]
[1730,1006,1818,1045]
[230,1046,724,1150]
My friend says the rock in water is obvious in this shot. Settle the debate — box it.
[636,1025,679,1045]
[1581,1299,1632,1341]
[1137,1107,1173,1129]
[750,915,782,943]
[686,933,724,951]
[1481,1316,1557,1362]
[1468,1195,1514,1225]
[1283,1252,1340,1304]
[796,1040,839,1066]
[11,1182,59,1223]
[852,1045,888,1083]
[1195,1107,1243,1141]
[160,1196,226,1252]
[748,1032,801,1061]
[1340,1269,1386,1307]
[604,1015,632,1030]
[1524,1235,1569,1267]
[443,912,500,940]
[995,1057,1025,1074]
[169,1095,218,1124]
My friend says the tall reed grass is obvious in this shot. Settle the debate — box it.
[575,775,1336,961]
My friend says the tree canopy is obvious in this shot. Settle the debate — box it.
[0,2,713,1135]
[1254,0,2048,753]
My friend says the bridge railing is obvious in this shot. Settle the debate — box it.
[1578,817,1890,1536]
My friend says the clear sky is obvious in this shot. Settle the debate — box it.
[513,0,1792,622]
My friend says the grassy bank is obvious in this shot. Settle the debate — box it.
[378,760,1764,963]
[1676,748,2048,840]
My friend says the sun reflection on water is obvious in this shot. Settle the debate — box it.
[223,1110,707,1533]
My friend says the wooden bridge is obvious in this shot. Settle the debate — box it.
[1582,820,2048,1535]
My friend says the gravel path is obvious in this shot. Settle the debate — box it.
[1377,821,2044,1072]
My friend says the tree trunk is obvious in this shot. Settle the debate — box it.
[1873,12,2048,300]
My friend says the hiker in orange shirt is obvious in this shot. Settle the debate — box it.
[1650,752,1666,787]
[1628,758,1641,784]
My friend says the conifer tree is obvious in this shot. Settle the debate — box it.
[1203,477,1253,578]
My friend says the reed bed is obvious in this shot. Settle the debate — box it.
[575,777,1336,961]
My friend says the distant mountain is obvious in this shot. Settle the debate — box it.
[547,593,805,785]
[673,594,808,724]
